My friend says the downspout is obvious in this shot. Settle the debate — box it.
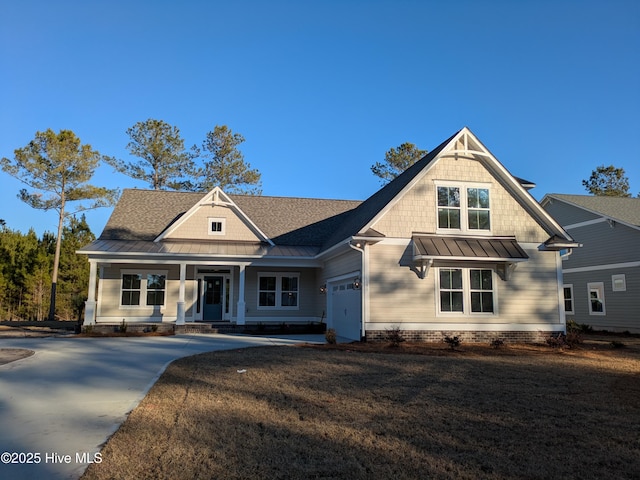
[348,240,367,341]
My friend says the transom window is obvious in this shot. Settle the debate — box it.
[436,183,491,232]
[258,273,299,309]
[120,271,167,307]
[437,268,496,315]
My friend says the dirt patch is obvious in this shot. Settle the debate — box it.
[83,337,640,480]
[0,348,35,365]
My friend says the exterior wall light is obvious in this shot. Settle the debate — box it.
[353,278,361,290]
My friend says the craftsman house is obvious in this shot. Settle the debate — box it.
[79,127,578,342]
[541,194,639,333]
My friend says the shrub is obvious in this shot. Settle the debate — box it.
[546,331,582,349]
[443,335,461,350]
[325,328,337,345]
[610,340,626,349]
[82,325,93,334]
[490,338,505,349]
[567,319,592,333]
[119,319,128,333]
[151,324,158,333]
[385,325,405,347]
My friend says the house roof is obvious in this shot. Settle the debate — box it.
[543,194,640,227]
[320,131,459,250]
[98,189,361,246]
[89,127,574,259]
[412,235,529,262]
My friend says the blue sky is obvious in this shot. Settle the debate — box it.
[1,0,639,237]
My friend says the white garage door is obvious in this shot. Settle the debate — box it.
[329,279,362,341]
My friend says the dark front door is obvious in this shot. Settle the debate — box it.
[203,276,223,321]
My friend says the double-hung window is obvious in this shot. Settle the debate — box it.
[563,285,574,314]
[120,270,167,307]
[436,183,491,233]
[587,282,605,315]
[437,268,496,315]
[258,273,299,309]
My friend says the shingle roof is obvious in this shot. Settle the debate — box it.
[547,194,640,227]
[99,189,361,246]
[320,131,459,250]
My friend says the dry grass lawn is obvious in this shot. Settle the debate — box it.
[82,337,640,480]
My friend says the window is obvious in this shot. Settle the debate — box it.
[120,271,167,307]
[258,273,299,309]
[436,183,491,232]
[587,282,605,315]
[612,274,626,292]
[121,274,141,306]
[563,284,574,314]
[208,217,226,236]
[437,268,496,315]
[146,274,166,306]
[470,269,494,313]
[439,269,463,312]
[437,187,461,229]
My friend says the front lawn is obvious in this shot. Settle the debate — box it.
[82,339,640,480]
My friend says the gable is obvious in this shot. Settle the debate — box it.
[370,155,550,242]
[162,202,264,242]
[341,128,571,247]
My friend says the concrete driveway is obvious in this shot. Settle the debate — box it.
[0,333,323,480]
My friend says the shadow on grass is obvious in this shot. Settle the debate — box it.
[83,345,640,480]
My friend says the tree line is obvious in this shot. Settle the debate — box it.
[0,121,636,321]
[0,216,93,321]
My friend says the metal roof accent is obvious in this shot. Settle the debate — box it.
[412,235,529,262]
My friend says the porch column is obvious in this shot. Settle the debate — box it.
[84,260,98,325]
[237,264,246,325]
[176,262,187,325]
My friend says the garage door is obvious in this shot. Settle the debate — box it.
[329,279,362,341]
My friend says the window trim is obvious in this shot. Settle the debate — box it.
[587,282,606,316]
[257,272,300,310]
[435,181,492,235]
[208,217,226,236]
[563,284,574,314]
[119,269,168,308]
[436,267,497,316]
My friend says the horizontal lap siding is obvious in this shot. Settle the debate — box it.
[244,267,323,320]
[367,242,435,323]
[98,264,191,321]
[367,242,561,326]
[498,248,560,323]
[323,250,362,280]
[564,222,640,269]
[564,266,640,333]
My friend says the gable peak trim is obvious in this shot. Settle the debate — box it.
[154,187,275,245]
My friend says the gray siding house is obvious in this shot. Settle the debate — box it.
[541,194,640,333]
[79,128,578,342]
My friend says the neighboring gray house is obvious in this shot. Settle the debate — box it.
[79,128,578,342]
[541,194,640,333]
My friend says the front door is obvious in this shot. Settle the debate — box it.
[203,276,223,321]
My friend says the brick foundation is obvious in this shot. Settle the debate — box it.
[85,323,176,335]
[365,329,560,344]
